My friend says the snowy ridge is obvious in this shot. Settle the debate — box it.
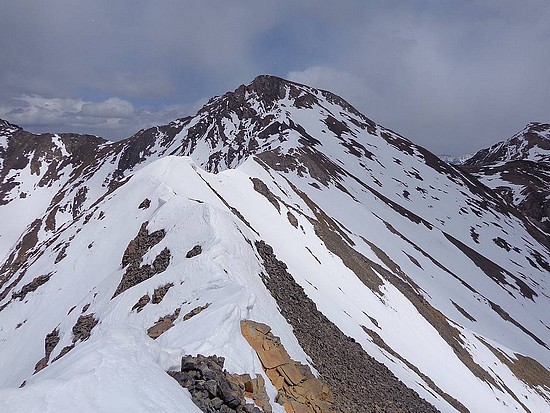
[460,122,550,236]
[464,122,550,165]
[0,76,549,412]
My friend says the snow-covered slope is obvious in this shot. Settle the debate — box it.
[461,123,550,236]
[0,76,549,413]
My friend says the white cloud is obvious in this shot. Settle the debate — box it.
[0,94,206,139]
[80,98,135,118]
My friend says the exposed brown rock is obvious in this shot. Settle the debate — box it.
[72,314,98,342]
[152,282,174,304]
[147,308,180,339]
[230,373,272,413]
[132,294,151,312]
[183,303,210,321]
[12,273,52,301]
[34,328,60,373]
[241,320,335,413]
[251,177,281,212]
[51,344,74,362]
[286,211,298,228]
[113,221,170,298]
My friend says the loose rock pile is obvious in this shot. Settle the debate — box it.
[255,240,440,413]
[169,354,263,413]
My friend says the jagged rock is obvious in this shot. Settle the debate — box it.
[152,282,174,304]
[33,328,60,373]
[147,308,180,339]
[230,374,272,413]
[183,303,210,321]
[169,354,263,413]
[113,221,170,298]
[72,314,98,342]
[121,222,166,267]
[251,177,280,212]
[12,273,52,301]
[138,198,151,209]
[241,320,334,413]
[132,294,150,312]
[186,245,202,258]
[51,344,74,362]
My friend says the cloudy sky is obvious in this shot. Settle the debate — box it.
[1,1,549,155]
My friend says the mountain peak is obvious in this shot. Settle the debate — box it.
[525,121,550,136]
[0,118,21,132]
[1,76,550,413]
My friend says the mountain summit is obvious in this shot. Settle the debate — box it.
[0,76,549,412]
[461,122,550,236]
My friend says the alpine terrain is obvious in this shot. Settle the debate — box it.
[0,75,548,413]
[460,123,550,238]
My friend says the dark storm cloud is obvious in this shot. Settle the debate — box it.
[1,1,548,153]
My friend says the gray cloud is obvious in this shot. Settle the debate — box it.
[1,1,548,154]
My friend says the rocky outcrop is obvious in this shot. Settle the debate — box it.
[183,303,210,321]
[12,273,52,301]
[168,354,263,413]
[241,320,334,413]
[186,245,203,258]
[152,282,174,304]
[72,314,98,342]
[138,198,151,209]
[34,328,60,373]
[113,222,170,298]
[132,294,150,312]
[147,307,180,339]
[255,240,439,413]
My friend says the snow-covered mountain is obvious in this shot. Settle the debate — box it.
[460,123,550,236]
[437,154,475,166]
[0,75,549,413]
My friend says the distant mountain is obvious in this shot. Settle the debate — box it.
[0,76,549,413]
[437,154,475,165]
[460,122,550,236]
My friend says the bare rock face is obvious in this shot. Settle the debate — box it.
[186,245,202,258]
[183,303,210,321]
[147,308,180,339]
[34,328,60,373]
[72,314,98,342]
[241,320,334,413]
[132,294,150,312]
[138,198,151,209]
[151,282,174,304]
[12,273,52,301]
[113,222,170,298]
[168,354,263,413]
[229,374,272,413]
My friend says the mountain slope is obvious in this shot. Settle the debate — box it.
[0,76,549,413]
[461,122,550,235]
